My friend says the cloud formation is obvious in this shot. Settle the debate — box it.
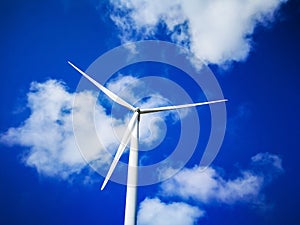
[137,152,283,224]
[138,198,204,225]
[1,80,86,179]
[0,78,175,180]
[160,152,283,203]
[110,0,286,65]
[161,167,263,204]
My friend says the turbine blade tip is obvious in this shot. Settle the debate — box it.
[101,179,109,191]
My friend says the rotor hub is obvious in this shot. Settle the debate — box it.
[135,107,141,114]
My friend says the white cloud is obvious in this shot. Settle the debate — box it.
[1,80,82,178]
[160,166,262,204]
[1,80,108,179]
[160,152,283,204]
[251,152,283,171]
[137,198,204,225]
[110,0,286,65]
[0,77,178,180]
[137,152,283,224]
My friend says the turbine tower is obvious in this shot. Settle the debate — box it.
[68,61,227,225]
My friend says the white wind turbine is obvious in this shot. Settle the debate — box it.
[68,61,227,225]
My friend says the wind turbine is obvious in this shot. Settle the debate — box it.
[68,61,227,225]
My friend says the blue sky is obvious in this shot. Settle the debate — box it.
[0,0,300,225]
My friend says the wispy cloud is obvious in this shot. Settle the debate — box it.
[109,0,286,66]
[161,167,263,204]
[160,152,283,204]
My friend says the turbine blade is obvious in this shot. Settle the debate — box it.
[68,61,135,111]
[101,111,139,190]
[140,99,227,114]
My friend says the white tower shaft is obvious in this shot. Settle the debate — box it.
[124,116,139,225]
